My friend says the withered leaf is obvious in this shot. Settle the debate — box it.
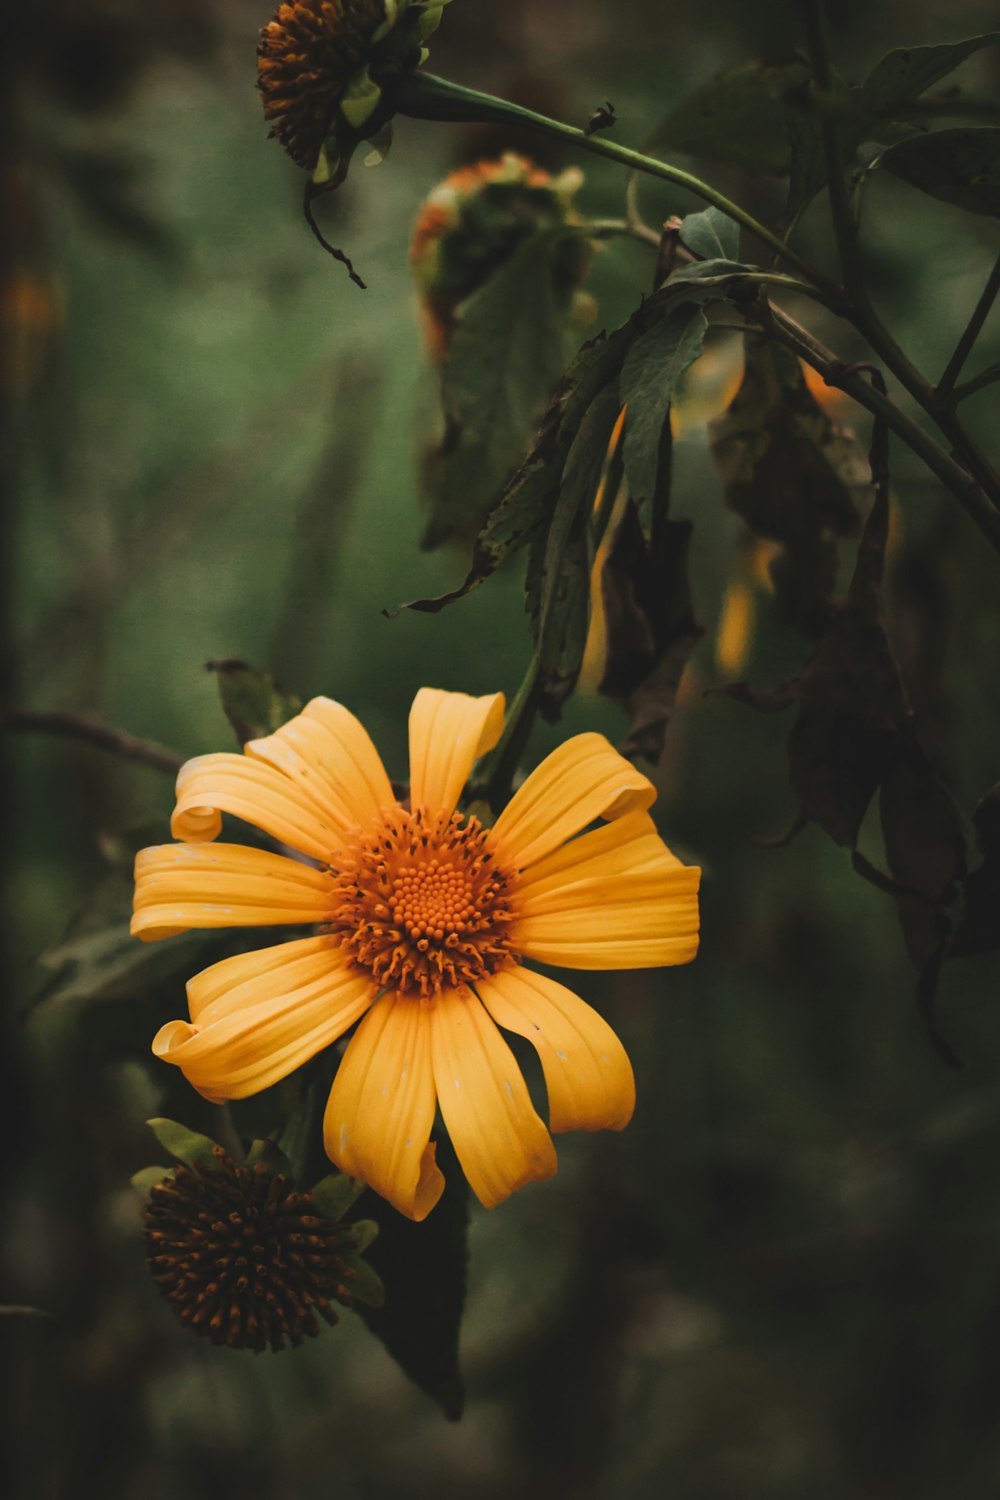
[709,335,870,636]
[599,501,702,763]
[727,470,907,848]
[205,660,300,747]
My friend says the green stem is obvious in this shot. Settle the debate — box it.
[584,216,662,249]
[761,304,1000,554]
[800,1,1000,514]
[801,0,935,405]
[393,73,838,297]
[938,249,1000,398]
[474,653,542,812]
[954,361,1000,404]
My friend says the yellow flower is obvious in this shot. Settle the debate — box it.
[134,689,700,1220]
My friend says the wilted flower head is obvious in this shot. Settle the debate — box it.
[258,0,452,178]
[410,153,593,360]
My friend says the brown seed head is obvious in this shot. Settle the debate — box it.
[257,0,386,167]
[144,1147,357,1352]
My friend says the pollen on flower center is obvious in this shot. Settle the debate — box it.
[329,806,518,997]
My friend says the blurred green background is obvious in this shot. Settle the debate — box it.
[5,1,1000,1496]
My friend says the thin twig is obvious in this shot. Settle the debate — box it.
[584,216,661,248]
[938,249,1000,398]
[1,710,183,774]
[303,184,367,290]
[953,361,1000,404]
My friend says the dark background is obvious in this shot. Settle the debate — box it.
[4,1,1000,1496]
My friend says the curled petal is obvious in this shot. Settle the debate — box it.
[131,842,335,941]
[152,939,372,1101]
[408,687,505,816]
[491,733,655,870]
[246,697,395,848]
[477,966,634,1134]
[429,987,556,1210]
[324,993,444,1222]
[172,753,342,862]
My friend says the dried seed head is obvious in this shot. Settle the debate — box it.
[144,1147,358,1352]
[257,0,386,168]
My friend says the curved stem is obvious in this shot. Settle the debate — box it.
[584,216,662,249]
[394,73,839,298]
[1,709,183,773]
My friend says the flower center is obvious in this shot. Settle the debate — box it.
[330,807,518,997]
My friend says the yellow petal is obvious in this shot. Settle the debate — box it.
[152,940,372,1101]
[513,863,700,970]
[172,753,342,863]
[408,687,505,815]
[491,733,655,870]
[131,842,334,941]
[429,987,557,1210]
[186,933,353,1024]
[516,810,684,907]
[477,966,634,1133]
[245,697,394,847]
[324,993,444,1222]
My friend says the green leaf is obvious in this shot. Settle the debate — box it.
[860,34,1000,115]
[310,1172,368,1222]
[131,1165,174,1193]
[394,318,636,616]
[421,229,580,549]
[244,1138,293,1177]
[205,659,301,746]
[344,1218,380,1254]
[656,60,807,176]
[396,275,730,622]
[709,335,868,636]
[146,1117,222,1170]
[527,383,620,715]
[678,207,740,261]
[882,127,1000,217]
[339,1251,385,1310]
[33,923,211,1012]
[599,502,702,765]
[619,303,708,508]
[353,1135,469,1420]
